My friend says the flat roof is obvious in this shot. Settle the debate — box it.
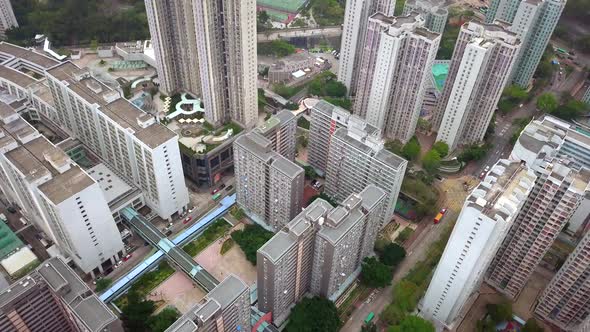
[271,156,303,178]
[0,42,59,68]
[0,65,36,88]
[87,163,134,204]
[38,166,95,204]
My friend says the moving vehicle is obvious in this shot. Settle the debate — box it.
[434,212,444,224]
[212,192,222,201]
[365,312,375,324]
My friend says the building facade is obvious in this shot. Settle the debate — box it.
[338,0,395,95]
[256,110,297,161]
[45,62,189,221]
[402,0,448,34]
[257,185,386,326]
[165,275,251,332]
[146,0,258,128]
[307,100,351,175]
[535,231,590,330]
[486,161,590,299]
[421,159,536,328]
[0,257,121,332]
[325,116,407,227]
[354,12,440,142]
[0,0,16,39]
[433,21,520,151]
[234,132,304,231]
[486,0,566,88]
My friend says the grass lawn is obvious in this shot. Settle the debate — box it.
[183,218,231,257]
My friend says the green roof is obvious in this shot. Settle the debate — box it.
[257,0,307,13]
[0,221,23,259]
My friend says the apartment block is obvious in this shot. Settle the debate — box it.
[433,21,520,151]
[535,231,590,330]
[146,0,257,128]
[402,0,448,34]
[0,0,17,39]
[421,160,536,328]
[354,12,440,142]
[165,275,251,332]
[582,85,590,105]
[45,61,189,221]
[256,110,297,161]
[486,0,566,87]
[0,101,124,277]
[144,0,200,96]
[234,132,304,231]
[257,185,386,326]
[339,0,395,95]
[0,257,121,332]
[307,100,351,175]
[325,116,407,227]
[486,160,590,299]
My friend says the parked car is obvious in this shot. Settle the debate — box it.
[183,216,192,224]
[211,188,220,195]
[225,185,234,191]
[440,208,448,215]
[123,254,133,262]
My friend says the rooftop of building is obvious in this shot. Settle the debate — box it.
[87,163,136,206]
[467,159,536,221]
[0,218,24,260]
[0,257,118,332]
[0,42,59,69]
[464,20,519,44]
[0,65,37,88]
[257,110,295,135]
[38,165,95,204]
[235,132,273,160]
[47,61,176,148]
[271,156,303,178]
[312,99,351,118]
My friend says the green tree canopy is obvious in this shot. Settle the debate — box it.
[381,303,407,326]
[552,99,588,120]
[522,318,544,332]
[487,302,513,323]
[422,150,442,174]
[95,278,112,292]
[401,137,421,161]
[148,307,180,332]
[231,225,273,265]
[120,289,156,331]
[388,315,435,332]
[432,141,449,158]
[258,40,296,57]
[362,322,378,332]
[536,92,559,113]
[378,243,407,267]
[392,280,420,312]
[458,144,490,162]
[361,257,393,288]
[286,297,341,332]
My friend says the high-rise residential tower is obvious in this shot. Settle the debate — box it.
[0,257,121,332]
[234,132,304,231]
[0,0,17,39]
[354,12,440,142]
[486,161,590,299]
[421,159,536,328]
[255,110,297,161]
[339,0,395,95]
[257,186,386,326]
[45,62,190,221]
[402,0,449,34]
[485,0,566,88]
[165,275,251,332]
[432,21,520,151]
[146,0,258,128]
[325,116,407,227]
[534,231,590,330]
[144,0,200,96]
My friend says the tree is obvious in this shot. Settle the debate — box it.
[458,144,490,162]
[90,38,98,50]
[392,280,419,312]
[95,278,112,292]
[522,318,544,332]
[385,140,403,155]
[297,116,310,129]
[536,92,558,113]
[487,302,512,323]
[362,322,378,332]
[120,289,156,331]
[552,99,588,120]
[381,303,406,326]
[258,10,270,24]
[148,307,180,332]
[231,225,274,265]
[325,80,347,97]
[361,257,393,288]
[401,137,421,161]
[303,165,317,179]
[432,141,449,158]
[422,150,441,174]
[417,118,431,132]
[388,315,435,332]
[286,297,341,332]
[378,243,406,267]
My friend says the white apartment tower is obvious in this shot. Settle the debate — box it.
[325,116,407,227]
[433,21,520,151]
[421,159,536,328]
[146,0,258,128]
[486,160,590,299]
[144,0,200,96]
[256,110,297,161]
[339,0,395,95]
[234,132,304,231]
[45,62,189,221]
[0,0,17,39]
[354,12,440,142]
[0,102,123,278]
[486,0,566,88]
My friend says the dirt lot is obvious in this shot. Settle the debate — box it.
[193,223,257,286]
[147,271,206,314]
